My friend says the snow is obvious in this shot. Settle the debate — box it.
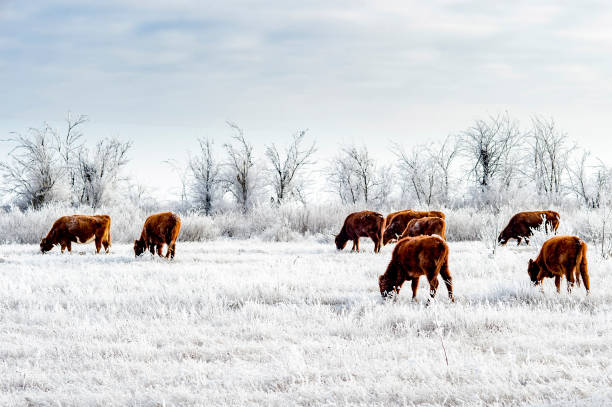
[0,239,610,406]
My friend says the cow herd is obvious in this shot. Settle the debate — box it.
[37,208,590,302]
[336,209,590,302]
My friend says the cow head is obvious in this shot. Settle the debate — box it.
[382,223,401,245]
[527,259,540,283]
[40,237,54,253]
[335,234,347,250]
[497,232,508,246]
[134,239,146,256]
[378,274,397,299]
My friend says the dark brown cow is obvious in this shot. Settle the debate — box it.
[40,214,111,253]
[335,210,384,253]
[498,210,560,245]
[383,210,407,232]
[382,210,445,245]
[400,216,446,240]
[134,212,181,258]
[528,235,589,294]
[378,235,453,303]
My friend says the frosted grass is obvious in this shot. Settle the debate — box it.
[0,240,610,406]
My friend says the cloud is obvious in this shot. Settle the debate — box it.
[2,0,612,197]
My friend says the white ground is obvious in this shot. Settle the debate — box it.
[0,239,610,406]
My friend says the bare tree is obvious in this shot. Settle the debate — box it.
[76,138,131,209]
[327,144,381,205]
[55,112,87,203]
[462,112,523,189]
[394,144,437,206]
[189,137,221,215]
[0,125,66,209]
[528,116,569,201]
[222,122,257,213]
[265,130,316,205]
[328,151,361,204]
[346,145,377,203]
[567,150,611,208]
[374,164,394,207]
[429,135,459,205]
[164,159,190,206]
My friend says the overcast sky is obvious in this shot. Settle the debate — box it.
[1,0,612,201]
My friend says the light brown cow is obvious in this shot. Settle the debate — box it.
[382,210,445,245]
[528,235,589,294]
[378,235,454,303]
[498,210,560,245]
[134,212,181,258]
[400,216,446,240]
[335,210,384,253]
[40,215,111,253]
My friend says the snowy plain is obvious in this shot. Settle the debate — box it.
[0,238,610,406]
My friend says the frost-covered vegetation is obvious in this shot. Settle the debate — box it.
[4,202,612,259]
[0,240,610,406]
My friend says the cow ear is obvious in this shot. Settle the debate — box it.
[134,240,138,245]
[528,259,533,265]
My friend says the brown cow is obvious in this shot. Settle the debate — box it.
[378,235,454,303]
[528,235,589,294]
[134,212,181,258]
[400,216,446,240]
[498,210,560,245]
[382,210,445,245]
[335,210,384,253]
[40,215,111,253]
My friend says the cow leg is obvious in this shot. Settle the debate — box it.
[157,244,164,257]
[426,277,440,305]
[369,234,381,253]
[102,239,110,253]
[411,277,419,300]
[369,235,377,253]
[566,271,575,294]
[95,236,102,253]
[554,276,561,293]
[516,237,522,246]
[439,260,454,302]
[535,270,548,292]
[61,243,66,254]
[355,238,360,252]
[149,242,155,255]
[351,241,356,251]
[168,242,176,259]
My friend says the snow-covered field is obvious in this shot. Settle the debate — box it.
[0,239,610,406]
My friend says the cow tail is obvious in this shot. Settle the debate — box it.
[378,214,386,249]
[575,240,589,292]
[434,238,448,274]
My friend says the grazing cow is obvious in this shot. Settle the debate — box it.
[400,216,446,240]
[498,210,560,245]
[134,212,181,258]
[335,210,384,253]
[528,235,589,294]
[382,210,445,245]
[40,215,111,253]
[378,235,454,303]
[384,210,407,232]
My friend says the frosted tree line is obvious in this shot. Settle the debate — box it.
[1,112,611,214]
